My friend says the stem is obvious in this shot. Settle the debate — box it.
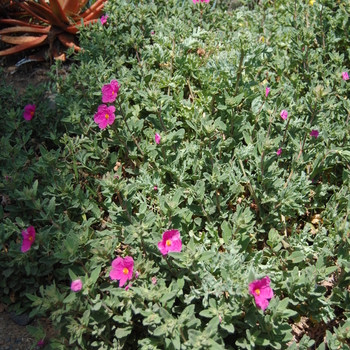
[284,104,317,188]
[281,118,291,149]
[14,120,28,152]
[116,191,132,223]
[187,78,195,101]
[320,5,325,49]
[260,117,273,189]
[158,103,167,132]
[234,48,245,96]
[86,327,113,347]
[141,237,147,257]
[215,190,221,214]
[239,159,262,214]
[179,326,187,342]
[78,260,89,275]
[134,44,142,66]
[251,101,265,142]
[165,256,177,277]
[168,37,175,96]
[118,99,144,157]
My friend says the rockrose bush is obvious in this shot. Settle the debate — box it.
[1,0,350,348]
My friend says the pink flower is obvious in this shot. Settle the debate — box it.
[342,71,349,81]
[310,129,319,138]
[154,186,158,191]
[110,256,134,287]
[21,226,35,252]
[249,276,274,311]
[71,279,83,292]
[276,148,282,156]
[158,229,182,255]
[265,87,270,97]
[94,104,116,129]
[23,104,36,121]
[125,284,132,291]
[102,80,120,103]
[152,277,157,285]
[155,133,161,145]
[280,110,288,120]
[100,14,108,25]
[135,271,140,279]
[151,30,155,35]
[37,339,45,346]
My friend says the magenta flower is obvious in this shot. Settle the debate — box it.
[276,148,282,156]
[280,110,288,120]
[110,256,134,287]
[152,277,157,285]
[125,284,132,291]
[265,87,270,97]
[21,226,35,253]
[155,133,161,145]
[154,186,158,191]
[37,339,45,346]
[23,104,36,121]
[151,30,155,35]
[100,14,108,25]
[249,276,274,311]
[102,80,120,103]
[94,104,116,129]
[158,229,182,255]
[310,129,319,138]
[71,279,83,292]
[342,72,349,81]
[135,271,140,279]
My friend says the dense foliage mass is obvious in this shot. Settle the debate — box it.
[1,0,350,348]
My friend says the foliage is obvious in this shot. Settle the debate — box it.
[1,0,350,348]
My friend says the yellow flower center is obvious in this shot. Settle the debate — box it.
[255,289,260,295]
[29,236,33,241]
[112,91,114,94]
[166,240,172,247]
[123,268,129,275]
[105,114,109,119]
[31,111,34,115]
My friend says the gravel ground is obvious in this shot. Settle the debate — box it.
[0,307,57,350]
[0,311,35,350]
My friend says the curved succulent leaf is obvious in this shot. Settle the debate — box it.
[19,2,60,26]
[79,0,107,19]
[0,35,41,45]
[0,19,46,28]
[58,32,81,51]
[0,26,50,35]
[65,18,98,34]
[0,34,47,56]
[48,0,70,24]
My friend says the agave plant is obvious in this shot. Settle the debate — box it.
[0,0,107,60]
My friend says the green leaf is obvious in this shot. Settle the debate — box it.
[63,293,76,303]
[221,220,232,245]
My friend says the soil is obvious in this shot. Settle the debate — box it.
[0,302,59,350]
[0,54,66,350]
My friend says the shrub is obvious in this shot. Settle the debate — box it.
[1,0,350,348]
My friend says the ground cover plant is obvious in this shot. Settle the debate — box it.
[1,0,350,348]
